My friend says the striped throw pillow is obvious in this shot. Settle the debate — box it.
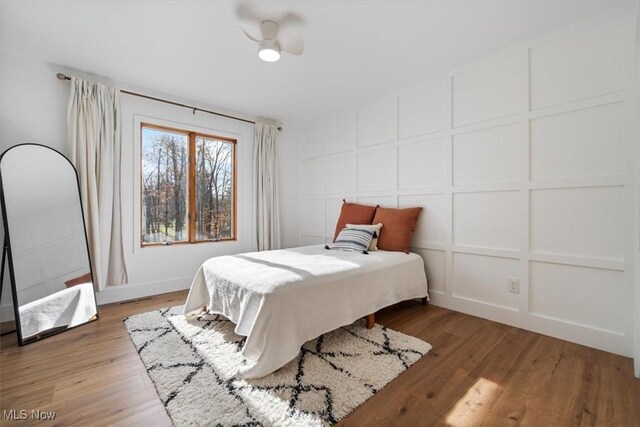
[326,227,374,254]
[346,223,383,251]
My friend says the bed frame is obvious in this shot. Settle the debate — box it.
[364,297,428,328]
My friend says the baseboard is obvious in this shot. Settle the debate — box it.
[0,276,193,322]
[1,304,14,322]
[429,293,633,359]
[96,276,192,305]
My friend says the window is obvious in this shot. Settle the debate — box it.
[141,123,236,245]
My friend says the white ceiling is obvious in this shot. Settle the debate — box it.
[0,1,630,124]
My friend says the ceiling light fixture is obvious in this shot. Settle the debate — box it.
[258,40,281,62]
[238,11,304,63]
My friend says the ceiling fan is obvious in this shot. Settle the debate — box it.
[236,3,305,62]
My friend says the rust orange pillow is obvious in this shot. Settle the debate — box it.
[372,207,423,253]
[333,201,378,241]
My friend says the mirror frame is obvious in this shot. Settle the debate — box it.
[0,143,99,346]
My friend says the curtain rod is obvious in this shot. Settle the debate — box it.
[56,73,282,131]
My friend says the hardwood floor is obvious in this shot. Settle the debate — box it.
[1,290,638,426]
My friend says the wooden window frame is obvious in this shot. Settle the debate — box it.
[140,122,237,247]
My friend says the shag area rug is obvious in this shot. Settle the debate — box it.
[124,306,431,426]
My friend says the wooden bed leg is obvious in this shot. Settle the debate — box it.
[185,305,207,319]
[365,314,375,329]
[421,297,428,306]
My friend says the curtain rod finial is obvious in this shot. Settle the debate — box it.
[56,73,70,81]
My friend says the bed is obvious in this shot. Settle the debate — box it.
[183,244,429,378]
[20,281,97,339]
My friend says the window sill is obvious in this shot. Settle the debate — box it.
[140,238,237,248]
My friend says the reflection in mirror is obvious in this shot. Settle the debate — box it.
[0,144,98,345]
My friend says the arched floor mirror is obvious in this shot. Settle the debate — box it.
[0,144,98,345]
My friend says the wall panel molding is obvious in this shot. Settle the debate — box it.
[297,9,637,358]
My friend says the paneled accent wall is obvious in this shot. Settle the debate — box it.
[298,12,637,356]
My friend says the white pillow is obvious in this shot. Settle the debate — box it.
[346,223,383,251]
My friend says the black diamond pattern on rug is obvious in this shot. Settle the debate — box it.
[124,306,431,426]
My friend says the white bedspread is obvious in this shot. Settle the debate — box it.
[183,245,429,378]
[19,282,97,338]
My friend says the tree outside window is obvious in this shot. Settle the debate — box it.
[141,124,236,246]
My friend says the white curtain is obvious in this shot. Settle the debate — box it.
[254,122,281,251]
[67,77,128,290]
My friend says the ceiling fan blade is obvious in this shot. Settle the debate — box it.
[278,12,305,29]
[239,26,260,43]
[278,28,304,55]
[235,2,261,22]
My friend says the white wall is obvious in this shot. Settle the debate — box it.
[634,6,640,377]
[296,10,638,358]
[0,53,288,320]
